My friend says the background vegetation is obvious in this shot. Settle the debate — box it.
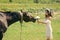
[0,0,60,40]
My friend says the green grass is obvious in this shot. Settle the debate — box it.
[0,1,60,40]
[0,3,60,11]
[0,0,60,4]
[2,13,60,40]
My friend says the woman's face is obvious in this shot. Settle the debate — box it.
[45,11,48,16]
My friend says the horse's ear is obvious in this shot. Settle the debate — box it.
[20,9,23,12]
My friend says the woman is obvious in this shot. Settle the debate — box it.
[36,8,53,40]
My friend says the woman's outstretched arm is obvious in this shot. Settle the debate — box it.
[37,20,46,24]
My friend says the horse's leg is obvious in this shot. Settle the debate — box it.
[0,31,3,40]
[0,27,7,40]
[0,21,7,40]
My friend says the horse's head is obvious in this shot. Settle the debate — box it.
[22,11,36,23]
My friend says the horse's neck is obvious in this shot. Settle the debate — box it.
[6,12,20,26]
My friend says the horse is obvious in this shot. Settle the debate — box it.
[0,10,36,40]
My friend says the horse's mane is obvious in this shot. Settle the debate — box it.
[0,11,11,13]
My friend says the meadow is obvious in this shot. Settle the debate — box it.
[2,11,60,40]
[0,0,60,40]
[0,3,60,11]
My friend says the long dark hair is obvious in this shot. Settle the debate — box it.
[45,9,53,18]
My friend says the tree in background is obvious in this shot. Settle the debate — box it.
[34,0,39,3]
[56,0,60,3]
[9,0,12,2]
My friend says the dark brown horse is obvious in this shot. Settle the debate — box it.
[0,10,36,40]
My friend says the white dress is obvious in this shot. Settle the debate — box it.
[44,19,53,39]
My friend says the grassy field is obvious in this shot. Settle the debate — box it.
[1,12,60,40]
[0,3,60,12]
[0,1,60,40]
[0,0,60,4]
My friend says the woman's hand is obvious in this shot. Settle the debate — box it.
[35,16,46,24]
[37,20,41,24]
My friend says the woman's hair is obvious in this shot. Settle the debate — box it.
[45,9,53,17]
